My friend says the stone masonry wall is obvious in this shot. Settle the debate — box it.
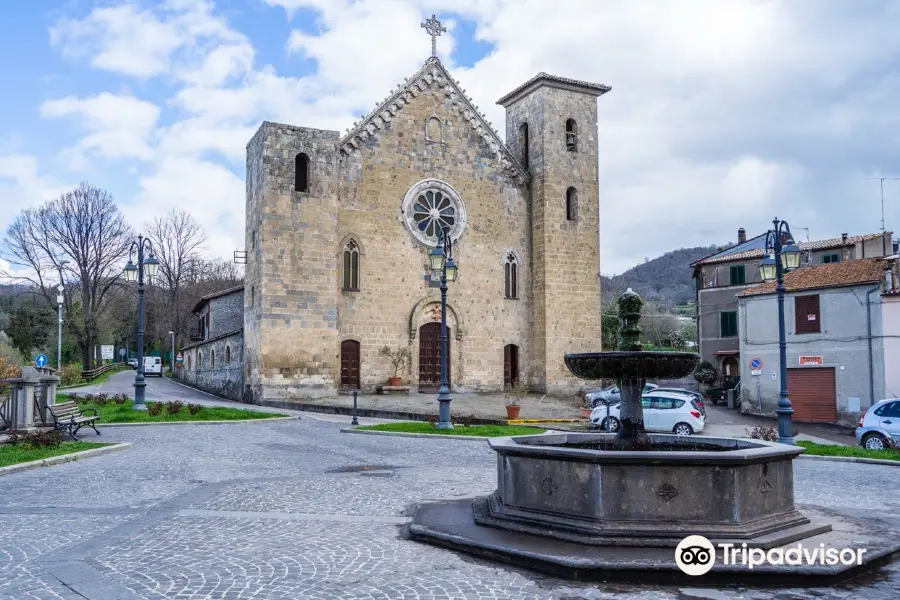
[207,292,243,339]
[245,122,342,402]
[337,82,531,394]
[504,85,603,395]
[179,330,244,401]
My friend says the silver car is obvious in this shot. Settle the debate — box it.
[855,398,900,450]
[586,383,658,408]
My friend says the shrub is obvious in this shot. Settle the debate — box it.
[8,429,63,449]
[452,414,476,427]
[424,414,439,424]
[165,401,184,415]
[58,364,83,387]
[94,394,109,406]
[147,402,163,416]
[746,426,777,442]
[113,394,127,405]
[693,360,718,385]
[187,403,202,415]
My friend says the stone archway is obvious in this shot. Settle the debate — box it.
[409,297,461,390]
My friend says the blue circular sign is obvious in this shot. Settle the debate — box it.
[35,354,48,368]
[750,358,762,370]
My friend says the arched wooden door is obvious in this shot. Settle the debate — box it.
[340,340,360,389]
[504,344,519,389]
[419,322,450,391]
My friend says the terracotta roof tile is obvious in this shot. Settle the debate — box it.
[693,232,888,266]
[739,258,887,297]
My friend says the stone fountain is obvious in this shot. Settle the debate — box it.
[409,290,900,583]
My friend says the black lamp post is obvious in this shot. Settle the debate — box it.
[758,218,802,444]
[123,235,159,411]
[429,225,458,430]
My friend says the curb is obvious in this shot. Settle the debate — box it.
[797,454,900,467]
[97,416,300,427]
[0,442,132,477]
[259,401,509,425]
[507,418,580,424]
[341,428,491,441]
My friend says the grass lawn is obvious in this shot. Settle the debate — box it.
[798,440,900,461]
[0,441,110,468]
[57,395,284,423]
[355,422,546,437]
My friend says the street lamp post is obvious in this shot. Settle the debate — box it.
[758,218,802,445]
[123,235,159,411]
[429,225,459,430]
[168,330,175,375]
[55,260,69,372]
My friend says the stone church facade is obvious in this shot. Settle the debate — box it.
[243,56,608,402]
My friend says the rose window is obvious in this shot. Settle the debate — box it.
[413,190,456,238]
[400,179,467,247]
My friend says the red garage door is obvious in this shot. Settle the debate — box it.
[786,367,837,423]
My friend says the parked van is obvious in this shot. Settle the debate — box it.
[143,356,163,377]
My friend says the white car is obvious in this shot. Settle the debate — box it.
[143,356,163,377]
[590,391,705,436]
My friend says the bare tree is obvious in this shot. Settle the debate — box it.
[1,183,132,369]
[146,210,207,348]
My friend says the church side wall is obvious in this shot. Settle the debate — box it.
[245,122,342,402]
[337,87,532,393]
[178,331,244,402]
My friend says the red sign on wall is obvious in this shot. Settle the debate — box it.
[798,355,823,366]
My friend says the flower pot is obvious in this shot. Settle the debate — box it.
[505,404,521,420]
[387,377,402,386]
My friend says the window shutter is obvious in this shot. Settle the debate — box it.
[795,295,821,334]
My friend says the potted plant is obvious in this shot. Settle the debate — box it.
[504,377,528,420]
[379,345,411,386]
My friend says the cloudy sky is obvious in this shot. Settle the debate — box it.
[1,0,900,275]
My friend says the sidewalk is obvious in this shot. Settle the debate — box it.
[260,391,578,424]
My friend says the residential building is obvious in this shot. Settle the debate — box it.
[691,228,892,383]
[179,286,244,401]
[736,257,900,426]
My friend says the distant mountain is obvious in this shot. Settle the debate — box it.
[601,245,721,309]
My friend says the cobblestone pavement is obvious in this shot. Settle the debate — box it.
[1,416,899,599]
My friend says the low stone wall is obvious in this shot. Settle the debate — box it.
[179,331,244,401]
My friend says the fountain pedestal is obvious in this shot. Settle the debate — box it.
[408,291,900,582]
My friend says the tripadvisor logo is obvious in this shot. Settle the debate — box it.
[675,535,867,575]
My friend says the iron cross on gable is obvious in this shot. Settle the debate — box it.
[421,14,446,57]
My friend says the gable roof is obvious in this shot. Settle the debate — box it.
[496,72,611,107]
[192,285,244,314]
[338,57,528,183]
[738,258,887,297]
[692,232,888,267]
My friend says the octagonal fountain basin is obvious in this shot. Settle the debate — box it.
[564,351,700,381]
[479,432,830,547]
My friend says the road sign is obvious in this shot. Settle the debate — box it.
[35,354,48,368]
[749,358,762,370]
[119,348,126,358]
[751,369,762,376]
[100,345,114,360]
[176,353,184,366]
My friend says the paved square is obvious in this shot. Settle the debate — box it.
[1,417,899,599]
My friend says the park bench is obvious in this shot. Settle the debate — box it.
[48,401,100,438]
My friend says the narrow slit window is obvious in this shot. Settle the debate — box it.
[566,187,578,221]
[504,252,519,299]
[565,119,577,152]
[294,153,309,192]
[343,241,360,291]
[519,123,529,169]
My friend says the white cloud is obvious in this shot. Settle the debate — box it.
[49,0,252,82]
[40,93,161,168]
[39,0,900,276]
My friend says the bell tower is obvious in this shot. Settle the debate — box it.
[498,73,610,394]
